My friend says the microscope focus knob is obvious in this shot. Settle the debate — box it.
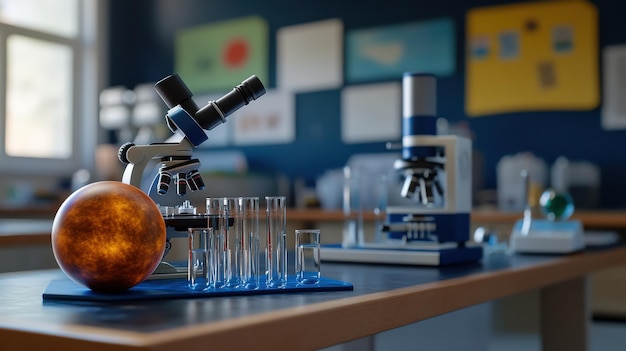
[118,142,135,164]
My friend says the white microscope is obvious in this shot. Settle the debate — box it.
[118,73,265,272]
[321,73,481,266]
[381,73,481,265]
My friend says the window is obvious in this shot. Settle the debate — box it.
[0,0,103,175]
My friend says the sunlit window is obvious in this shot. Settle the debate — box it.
[0,0,78,37]
[0,0,101,175]
[6,35,73,158]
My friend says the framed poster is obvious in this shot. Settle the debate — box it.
[175,16,268,94]
[466,1,599,116]
[346,17,455,83]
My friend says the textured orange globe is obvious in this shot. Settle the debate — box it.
[52,181,166,292]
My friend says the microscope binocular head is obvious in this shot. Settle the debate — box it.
[154,74,266,147]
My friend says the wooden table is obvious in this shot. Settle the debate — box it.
[1,245,626,351]
[0,219,52,247]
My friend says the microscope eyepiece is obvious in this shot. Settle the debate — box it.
[195,75,266,130]
[237,75,266,102]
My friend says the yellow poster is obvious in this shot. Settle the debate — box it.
[466,1,598,117]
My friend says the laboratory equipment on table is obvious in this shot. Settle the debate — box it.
[509,187,585,254]
[118,73,266,275]
[496,152,547,213]
[266,196,288,288]
[320,72,482,266]
[295,229,321,285]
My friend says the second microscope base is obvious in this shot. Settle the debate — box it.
[320,243,482,266]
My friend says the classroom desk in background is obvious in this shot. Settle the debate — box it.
[0,219,52,246]
[285,208,626,232]
[0,219,56,273]
[1,245,626,351]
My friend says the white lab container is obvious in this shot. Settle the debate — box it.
[497,152,547,212]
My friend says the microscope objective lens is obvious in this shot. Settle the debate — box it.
[176,173,187,196]
[188,170,205,190]
[157,171,172,195]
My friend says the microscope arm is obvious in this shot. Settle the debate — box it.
[120,137,195,189]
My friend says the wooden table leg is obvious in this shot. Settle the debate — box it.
[541,276,589,351]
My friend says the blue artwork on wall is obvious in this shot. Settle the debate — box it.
[346,17,455,83]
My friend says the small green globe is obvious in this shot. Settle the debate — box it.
[539,189,575,221]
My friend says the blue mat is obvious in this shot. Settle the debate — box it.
[42,276,353,303]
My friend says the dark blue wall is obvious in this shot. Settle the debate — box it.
[108,0,626,208]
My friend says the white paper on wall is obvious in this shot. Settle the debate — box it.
[232,89,295,145]
[341,82,401,143]
[602,45,626,130]
[277,18,343,92]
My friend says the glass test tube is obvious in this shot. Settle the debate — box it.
[239,197,260,289]
[188,228,210,290]
[266,196,287,288]
[206,198,225,288]
[222,198,242,288]
[342,166,364,248]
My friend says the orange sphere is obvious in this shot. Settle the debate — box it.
[52,181,166,292]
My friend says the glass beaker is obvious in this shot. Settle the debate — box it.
[295,229,321,284]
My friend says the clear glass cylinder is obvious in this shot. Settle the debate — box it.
[206,197,222,215]
[373,172,389,243]
[295,229,321,284]
[239,197,260,289]
[187,227,210,290]
[265,196,287,288]
[206,198,225,288]
[222,198,242,288]
[342,166,364,248]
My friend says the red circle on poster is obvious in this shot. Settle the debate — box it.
[223,38,249,68]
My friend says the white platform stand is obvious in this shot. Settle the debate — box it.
[509,219,585,254]
[320,242,483,266]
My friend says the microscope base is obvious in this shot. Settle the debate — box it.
[148,262,186,279]
[320,243,482,266]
